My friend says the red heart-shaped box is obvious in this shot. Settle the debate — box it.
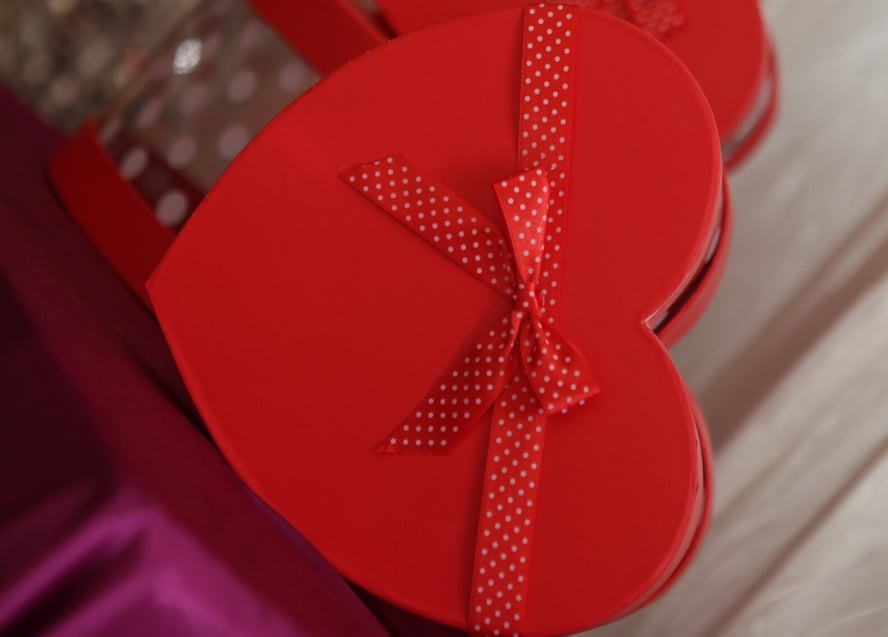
[149,9,723,636]
[375,0,776,168]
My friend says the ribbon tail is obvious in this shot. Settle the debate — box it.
[378,314,520,455]
[492,168,550,285]
[469,373,548,636]
[523,316,600,415]
[341,155,515,299]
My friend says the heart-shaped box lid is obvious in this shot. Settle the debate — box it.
[149,8,722,635]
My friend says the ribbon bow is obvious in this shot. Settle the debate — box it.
[343,157,598,454]
[343,6,596,635]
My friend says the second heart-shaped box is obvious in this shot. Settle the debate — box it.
[375,0,776,168]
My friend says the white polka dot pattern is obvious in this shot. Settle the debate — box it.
[516,3,579,321]
[469,372,546,637]
[341,6,593,635]
[342,155,515,299]
[625,0,685,38]
[585,0,685,39]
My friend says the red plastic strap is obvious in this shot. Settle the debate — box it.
[48,3,386,307]
[47,122,173,307]
[245,0,386,75]
[342,6,589,635]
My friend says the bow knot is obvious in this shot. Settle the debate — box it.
[512,283,540,317]
[492,169,597,414]
[494,168,551,290]
[343,160,599,454]
[510,294,596,416]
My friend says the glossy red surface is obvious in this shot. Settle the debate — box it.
[657,180,732,348]
[377,0,771,160]
[48,122,173,307]
[149,10,722,635]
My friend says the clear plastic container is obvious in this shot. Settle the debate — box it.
[95,0,320,231]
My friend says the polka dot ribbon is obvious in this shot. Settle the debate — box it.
[586,0,684,39]
[342,6,598,635]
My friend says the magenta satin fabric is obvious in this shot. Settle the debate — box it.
[0,86,391,637]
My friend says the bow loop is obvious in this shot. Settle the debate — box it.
[347,159,598,455]
[493,168,551,287]
[375,314,521,455]
[511,282,541,318]
[625,0,685,38]
[342,155,516,299]
[520,314,599,414]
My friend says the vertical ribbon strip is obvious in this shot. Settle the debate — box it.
[342,6,594,635]
[470,7,579,635]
